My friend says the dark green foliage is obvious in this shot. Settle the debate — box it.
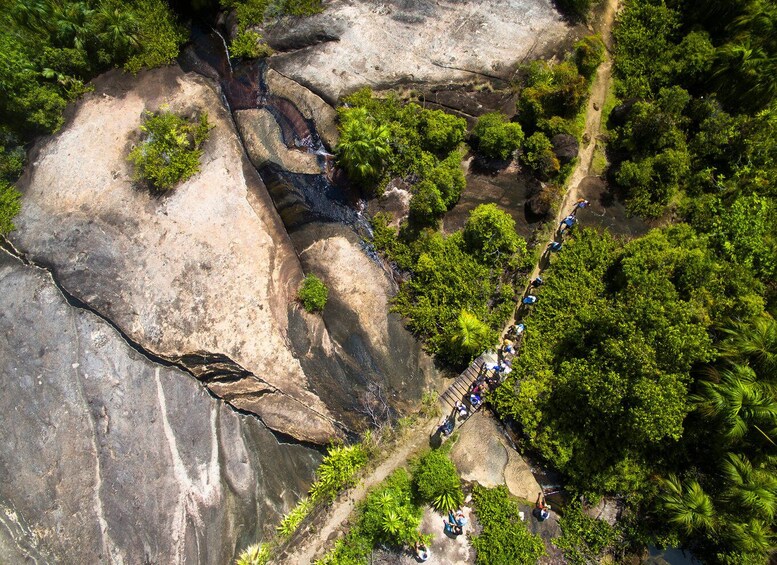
[0,181,21,235]
[521,132,560,180]
[517,61,588,134]
[462,203,525,264]
[554,502,618,565]
[492,227,764,495]
[471,112,524,160]
[408,179,446,228]
[412,449,464,512]
[359,469,422,547]
[390,203,525,366]
[336,107,392,184]
[418,109,467,154]
[128,111,212,191]
[298,274,329,312]
[426,150,466,208]
[555,0,597,20]
[574,35,606,79]
[229,30,274,58]
[471,485,546,565]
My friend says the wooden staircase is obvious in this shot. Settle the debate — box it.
[438,353,494,414]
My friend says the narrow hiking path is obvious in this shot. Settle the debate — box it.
[273,3,619,562]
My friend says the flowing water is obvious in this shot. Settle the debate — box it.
[181,27,372,237]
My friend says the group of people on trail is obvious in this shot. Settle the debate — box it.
[443,509,468,536]
[547,198,589,253]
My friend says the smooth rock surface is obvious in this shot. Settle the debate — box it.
[235,108,322,174]
[265,69,339,149]
[450,412,541,501]
[268,0,571,103]
[10,65,339,444]
[0,251,321,564]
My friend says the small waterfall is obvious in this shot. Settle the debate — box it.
[211,27,233,74]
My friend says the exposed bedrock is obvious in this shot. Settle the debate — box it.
[0,251,321,564]
[10,65,339,444]
[265,0,572,104]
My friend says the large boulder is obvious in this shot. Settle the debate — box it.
[551,133,579,165]
[266,0,570,104]
[0,251,320,564]
[10,65,338,444]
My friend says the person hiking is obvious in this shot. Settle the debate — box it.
[536,491,550,521]
[443,516,463,536]
[523,295,538,305]
[572,198,589,214]
[455,400,468,419]
[560,214,576,232]
[414,540,430,561]
[438,416,454,437]
[454,509,468,528]
[549,241,563,252]
[531,276,544,288]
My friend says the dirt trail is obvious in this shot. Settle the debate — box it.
[273,2,620,562]
[525,0,618,285]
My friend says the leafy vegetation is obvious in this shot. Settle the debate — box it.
[470,112,524,161]
[236,543,271,565]
[380,204,525,366]
[128,110,212,191]
[0,0,186,230]
[220,0,322,58]
[335,89,466,226]
[470,485,546,565]
[553,502,618,564]
[298,274,329,313]
[492,227,764,495]
[278,443,369,539]
[411,448,464,512]
[315,469,423,564]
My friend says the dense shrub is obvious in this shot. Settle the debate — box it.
[310,444,369,503]
[574,35,606,79]
[298,274,329,312]
[412,449,464,512]
[471,112,524,160]
[462,203,525,264]
[517,61,588,133]
[419,109,467,154]
[229,30,274,58]
[492,227,764,495]
[128,111,212,191]
[554,502,618,564]
[521,132,560,180]
[359,468,422,547]
[336,107,391,184]
[0,181,21,235]
[471,485,546,565]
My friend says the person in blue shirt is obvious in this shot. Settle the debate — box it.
[549,241,563,252]
[523,295,538,305]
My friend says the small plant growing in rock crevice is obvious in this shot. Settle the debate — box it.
[298,274,329,312]
[128,110,212,191]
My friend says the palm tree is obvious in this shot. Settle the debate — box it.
[719,316,777,381]
[723,518,774,556]
[95,5,140,58]
[721,452,777,520]
[336,108,391,183]
[712,42,777,112]
[450,310,493,356]
[692,364,777,446]
[657,474,716,535]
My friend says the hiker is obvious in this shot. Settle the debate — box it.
[549,241,563,252]
[415,540,430,561]
[443,516,463,536]
[501,338,515,355]
[514,323,525,336]
[531,276,544,288]
[455,400,468,419]
[454,509,468,528]
[523,295,538,305]
[536,491,550,521]
[438,416,454,437]
[469,391,483,408]
[572,198,589,214]
[560,214,576,231]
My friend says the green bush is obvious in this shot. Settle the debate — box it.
[128,110,212,191]
[517,61,588,131]
[412,449,464,512]
[574,35,606,79]
[0,180,21,235]
[298,274,329,312]
[277,497,313,537]
[426,149,466,208]
[521,132,560,180]
[471,485,546,565]
[554,502,618,565]
[463,203,525,264]
[229,30,274,59]
[359,469,422,547]
[419,109,467,154]
[236,543,271,565]
[408,179,446,227]
[471,112,524,160]
[309,444,369,503]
